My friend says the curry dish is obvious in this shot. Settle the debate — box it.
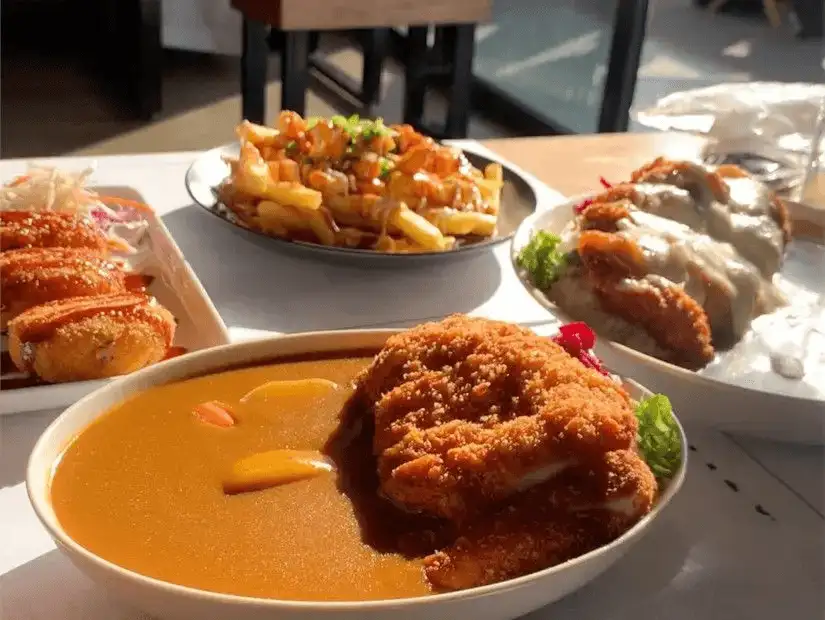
[50,316,682,602]
[52,355,435,601]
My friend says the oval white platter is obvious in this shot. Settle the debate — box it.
[0,186,231,416]
[512,195,825,444]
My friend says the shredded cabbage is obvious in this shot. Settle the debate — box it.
[0,165,148,253]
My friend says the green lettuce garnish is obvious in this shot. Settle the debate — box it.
[635,394,681,480]
[516,230,568,289]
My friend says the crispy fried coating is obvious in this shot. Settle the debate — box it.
[577,230,647,279]
[7,292,175,383]
[0,211,108,253]
[576,213,715,367]
[579,200,633,232]
[592,277,714,369]
[1,248,127,327]
[355,315,637,521]
[423,449,657,590]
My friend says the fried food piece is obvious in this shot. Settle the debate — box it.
[7,292,175,383]
[423,449,657,590]
[0,248,127,327]
[576,217,715,368]
[592,276,714,369]
[631,158,791,246]
[630,157,730,204]
[579,199,632,232]
[577,229,647,279]
[355,315,637,521]
[0,211,108,253]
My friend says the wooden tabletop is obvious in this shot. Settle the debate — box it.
[232,0,491,30]
[481,132,709,197]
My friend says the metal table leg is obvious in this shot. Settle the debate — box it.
[241,17,269,123]
[281,31,310,116]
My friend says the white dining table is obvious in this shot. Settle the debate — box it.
[1,138,823,620]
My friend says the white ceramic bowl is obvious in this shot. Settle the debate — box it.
[512,199,825,444]
[27,329,687,620]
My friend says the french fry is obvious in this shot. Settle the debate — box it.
[257,201,336,245]
[484,163,504,184]
[237,120,281,147]
[223,113,501,251]
[392,205,449,250]
[257,201,309,233]
[422,208,497,237]
[336,227,378,248]
[306,208,337,246]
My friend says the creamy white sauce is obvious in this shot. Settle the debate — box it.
[701,295,825,398]
[631,168,785,277]
[612,208,782,345]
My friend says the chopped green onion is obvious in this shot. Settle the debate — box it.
[379,157,393,178]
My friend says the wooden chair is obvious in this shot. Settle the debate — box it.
[230,0,491,138]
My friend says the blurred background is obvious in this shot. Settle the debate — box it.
[1,0,823,158]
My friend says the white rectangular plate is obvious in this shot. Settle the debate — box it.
[0,186,231,415]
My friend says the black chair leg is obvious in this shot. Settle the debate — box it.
[597,0,648,133]
[135,0,162,120]
[281,31,311,116]
[444,24,475,139]
[402,26,430,129]
[241,17,269,123]
[361,28,389,114]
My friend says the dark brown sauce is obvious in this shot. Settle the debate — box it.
[323,389,454,558]
[124,273,155,291]
[0,351,42,388]
[163,346,188,361]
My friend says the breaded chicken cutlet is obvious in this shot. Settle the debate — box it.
[1,248,128,328]
[7,292,175,383]
[517,155,792,370]
[355,315,638,521]
[576,205,715,368]
[573,189,785,365]
[423,449,656,590]
[628,158,791,276]
[0,210,109,253]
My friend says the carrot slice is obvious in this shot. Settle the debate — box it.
[193,400,236,428]
[97,195,154,212]
[6,175,30,187]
